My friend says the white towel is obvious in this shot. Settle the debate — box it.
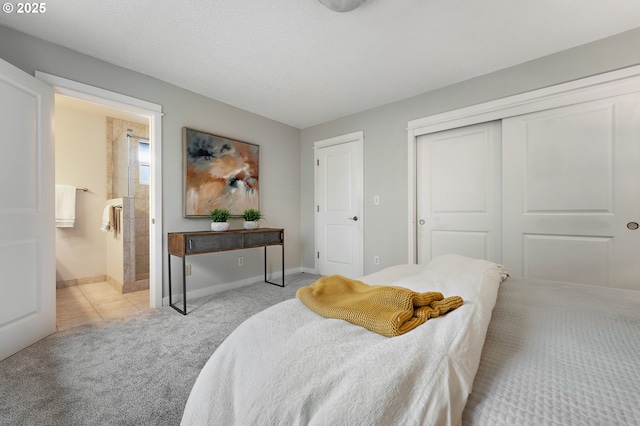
[100,205,111,232]
[55,185,76,228]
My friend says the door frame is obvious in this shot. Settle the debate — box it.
[35,72,164,308]
[313,131,364,276]
[407,64,640,263]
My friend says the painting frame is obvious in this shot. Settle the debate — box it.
[182,127,260,218]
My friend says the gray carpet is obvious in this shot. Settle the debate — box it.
[0,273,320,426]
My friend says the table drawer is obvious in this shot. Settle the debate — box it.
[185,234,244,254]
[244,230,283,247]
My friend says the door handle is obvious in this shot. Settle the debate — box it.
[348,216,358,221]
[628,222,639,230]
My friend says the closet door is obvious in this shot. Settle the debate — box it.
[502,93,640,290]
[416,121,501,265]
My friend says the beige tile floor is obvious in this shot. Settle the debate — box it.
[56,282,150,331]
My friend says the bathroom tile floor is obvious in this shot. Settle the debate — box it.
[56,282,150,331]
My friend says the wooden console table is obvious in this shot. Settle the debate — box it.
[167,228,284,315]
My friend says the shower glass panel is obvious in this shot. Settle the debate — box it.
[138,139,150,185]
[110,131,149,198]
[111,131,131,198]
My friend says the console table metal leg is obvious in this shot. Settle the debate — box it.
[168,253,188,315]
[181,256,187,314]
[168,252,172,306]
[264,244,285,287]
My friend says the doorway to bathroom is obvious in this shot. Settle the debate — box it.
[54,96,154,329]
[37,72,164,329]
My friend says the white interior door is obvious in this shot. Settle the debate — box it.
[315,132,364,278]
[0,59,55,361]
[502,94,640,290]
[416,122,501,265]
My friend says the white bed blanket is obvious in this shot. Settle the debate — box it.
[181,255,507,426]
[462,277,640,425]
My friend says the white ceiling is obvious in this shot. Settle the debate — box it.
[2,0,640,129]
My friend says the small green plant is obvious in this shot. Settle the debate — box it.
[242,208,262,221]
[210,208,231,222]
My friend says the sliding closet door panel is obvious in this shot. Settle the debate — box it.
[502,93,640,290]
[431,137,488,213]
[523,235,613,285]
[416,121,501,265]
[431,231,489,260]
[524,105,613,213]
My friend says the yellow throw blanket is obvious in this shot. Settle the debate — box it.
[296,275,464,337]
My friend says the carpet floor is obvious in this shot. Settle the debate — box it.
[0,273,320,426]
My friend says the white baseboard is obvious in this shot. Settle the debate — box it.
[302,267,318,275]
[161,266,303,307]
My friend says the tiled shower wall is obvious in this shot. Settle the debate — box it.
[106,118,150,288]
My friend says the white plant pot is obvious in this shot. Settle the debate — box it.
[210,222,230,232]
[243,221,259,230]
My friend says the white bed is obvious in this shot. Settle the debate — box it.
[181,254,507,425]
[181,254,640,425]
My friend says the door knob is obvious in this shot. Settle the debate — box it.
[627,222,639,230]
[348,216,358,221]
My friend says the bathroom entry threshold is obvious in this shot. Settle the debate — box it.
[56,282,150,331]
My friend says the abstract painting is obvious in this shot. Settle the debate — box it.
[183,127,259,217]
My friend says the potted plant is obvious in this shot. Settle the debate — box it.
[242,208,262,230]
[209,208,231,231]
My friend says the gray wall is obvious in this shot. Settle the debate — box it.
[0,25,302,296]
[300,27,640,275]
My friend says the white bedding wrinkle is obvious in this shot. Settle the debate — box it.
[181,254,507,426]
